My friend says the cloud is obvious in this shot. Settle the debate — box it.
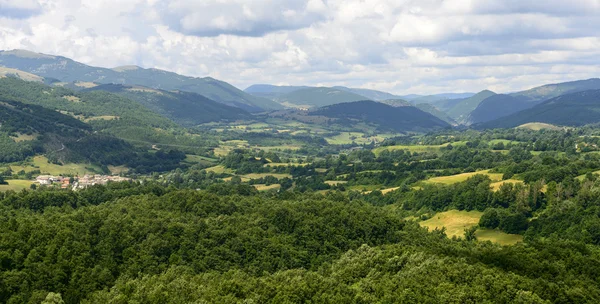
[0,0,599,95]
[159,0,329,37]
[0,0,42,18]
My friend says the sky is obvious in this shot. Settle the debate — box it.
[0,0,599,95]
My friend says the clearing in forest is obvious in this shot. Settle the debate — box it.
[424,170,503,185]
[419,210,523,245]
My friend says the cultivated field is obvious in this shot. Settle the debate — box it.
[373,141,467,156]
[475,229,523,245]
[424,170,503,185]
[254,184,281,191]
[420,210,483,238]
[419,210,523,245]
[10,156,101,176]
[0,179,34,191]
[517,122,563,131]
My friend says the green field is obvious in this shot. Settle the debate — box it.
[10,156,101,176]
[326,132,395,145]
[517,122,563,131]
[204,165,234,174]
[0,179,34,191]
[373,141,467,156]
[242,173,292,180]
[475,229,523,245]
[424,170,503,185]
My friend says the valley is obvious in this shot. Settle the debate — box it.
[1,50,600,303]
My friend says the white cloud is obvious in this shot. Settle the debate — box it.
[0,0,599,95]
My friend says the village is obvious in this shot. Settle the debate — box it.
[35,174,131,190]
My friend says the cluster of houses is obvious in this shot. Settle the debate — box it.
[35,174,131,190]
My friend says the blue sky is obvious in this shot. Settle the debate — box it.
[0,0,599,95]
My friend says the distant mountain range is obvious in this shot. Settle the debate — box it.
[0,49,281,112]
[478,90,600,129]
[468,78,600,125]
[3,49,600,131]
[310,100,450,132]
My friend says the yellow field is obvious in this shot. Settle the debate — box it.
[490,179,524,191]
[424,170,503,185]
[10,133,38,142]
[258,145,302,151]
[475,229,523,245]
[264,162,308,167]
[242,173,292,180]
[254,184,281,191]
[420,210,483,238]
[10,156,100,176]
[325,180,348,186]
[517,122,563,131]
[419,210,523,245]
[577,170,600,181]
[373,142,466,156]
[0,179,34,191]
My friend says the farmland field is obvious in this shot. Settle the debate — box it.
[420,210,483,238]
[0,179,34,191]
[373,141,467,156]
[424,170,503,185]
[10,156,101,176]
[254,184,281,191]
[475,229,523,245]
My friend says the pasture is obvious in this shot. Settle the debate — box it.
[475,229,523,245]
[490,179,524,191]
[424,170,503,185]
[10,156,101,176]
[254,184,281,191]
[420,210,483,238]
[0,179,34,191]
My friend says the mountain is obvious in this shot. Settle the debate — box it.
[468,78,600,124]
[379,99,412,107]
[410,93,475,105]
[333,86,402,101]
[414,103,458,126]
[83,84,251,127]
[446,90,496,123]
[274,87,368,108]
[0,49,281,112]
[477,90,600,129]
[244,84,309,100]
[309,100,450,132]
[0,67,44,82]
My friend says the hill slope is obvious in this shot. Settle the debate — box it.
[478,90,600,128]
[84,84,251,127]
[447,90,496,123]
[468,78,600,124]
[275,87,368,108]
[310,100,450,132]
[0,49,280,112]
[333,86,402,101]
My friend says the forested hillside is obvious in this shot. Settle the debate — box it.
[310,100,450,132]
[84,84,251,126]
[479,90,600,128]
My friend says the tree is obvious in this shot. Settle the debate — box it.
[0,175,6,185]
